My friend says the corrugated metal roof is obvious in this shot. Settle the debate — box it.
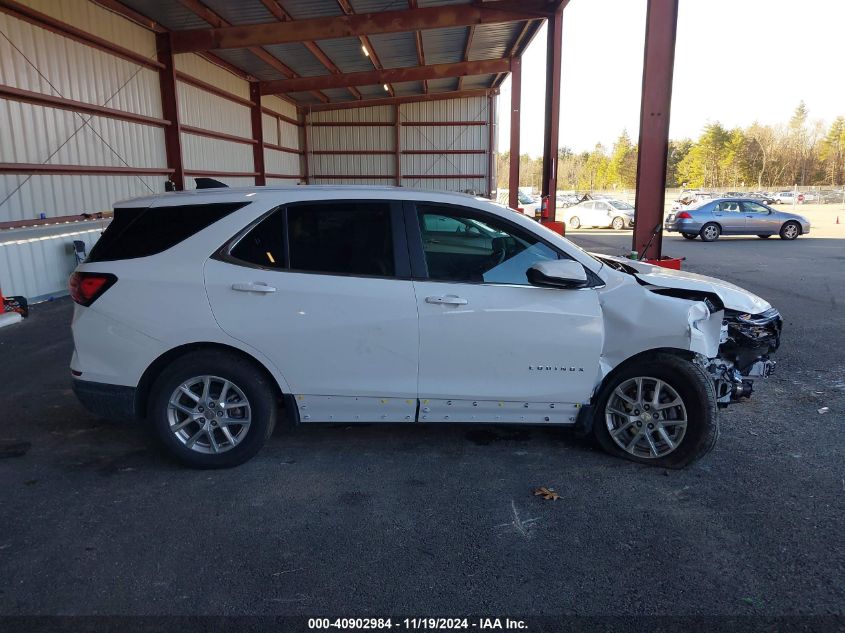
[118,0,527,106]
[422,27,468,65]
[367,32,418,69]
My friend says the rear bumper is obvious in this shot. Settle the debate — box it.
[72,378,138,421]
[664,218,702,233]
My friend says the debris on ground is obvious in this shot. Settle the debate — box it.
[533,486,561,501]
[818,407,830,414]
[0,441,30,458]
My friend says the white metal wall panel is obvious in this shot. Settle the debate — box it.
[0,175,160,222]
[266,178,302,186]
[312,155,393,177]
[311,177,394,186]
[402,177,487,193]
[309,125,393,152]
[174,54,250,101]
[265,148,300,176]
[262,113,300,149]
[261,95,297,120]
[0,100,165,168]
[402,96,489,123]
[311,105,393,124]
[17,0,156,58]
[0,12,162,118]
[401,125,487,152]
[177,82,251,138]
[0,222,107,299]
[180,134,253,173]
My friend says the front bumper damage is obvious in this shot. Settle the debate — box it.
[704,307,782,405]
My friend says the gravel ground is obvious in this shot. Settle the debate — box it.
[0,231,842,624]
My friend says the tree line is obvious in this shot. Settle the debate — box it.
[497,102,845,191]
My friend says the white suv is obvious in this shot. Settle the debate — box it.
[70,186,782,468]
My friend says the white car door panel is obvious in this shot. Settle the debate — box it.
[411,204,604,422]
[204,202,419,423]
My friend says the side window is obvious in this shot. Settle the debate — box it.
[716,201,740,212]
[288,202,395,277]
[417,205,560,285]
[230,208,286,269]
[741,201,769,214]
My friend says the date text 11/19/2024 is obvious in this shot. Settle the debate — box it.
[308,618,528,630]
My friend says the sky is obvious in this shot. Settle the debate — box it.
[497,0,845,157]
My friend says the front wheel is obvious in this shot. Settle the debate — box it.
[148,350,277,468]
[569,216,581,229]
[592,353,718,468]
[699,223,721,242]
[779,221,800,240]
[682,233,697,240]
[611,216,626,231]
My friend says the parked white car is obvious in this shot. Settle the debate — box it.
[562,199,635,230]
[70,186,781,468]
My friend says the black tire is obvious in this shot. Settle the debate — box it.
[699,222,721,242]
[682,233,697,240]
[592,353,718,469]
[611,216,626,231]
[569,216,581,229]
[148,350,277,468]
[779,221,801,240]
[757,235,771,239]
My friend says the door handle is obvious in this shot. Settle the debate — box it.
[425,295,468,306]
[232,282,276,293]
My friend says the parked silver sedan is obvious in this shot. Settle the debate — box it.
[664,198,811,242]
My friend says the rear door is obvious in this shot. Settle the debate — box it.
[408,202,603,424]
[712,200,745,233]
[204,200,419,423]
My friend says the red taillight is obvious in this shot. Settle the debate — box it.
[69,272,117,306]
[676,211,692,219]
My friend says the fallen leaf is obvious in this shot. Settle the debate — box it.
[817,407,830,414]
[533,486,560,501]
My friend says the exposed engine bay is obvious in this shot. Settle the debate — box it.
[594,254,782,406]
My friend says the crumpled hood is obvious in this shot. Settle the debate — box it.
[595,254,772,314]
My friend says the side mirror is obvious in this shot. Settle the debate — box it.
[527,260,589,289]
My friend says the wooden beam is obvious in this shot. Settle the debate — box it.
[262,59,510,95]
[171,3,556,52]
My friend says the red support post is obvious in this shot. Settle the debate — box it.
[508,55,522,210]
[250,83,266,186]
[394,104,402,187]
[632,0,679,260]
[301,114,310,184]
[540,6,562,221]
[487,93,495,197]
[156,32,184,191]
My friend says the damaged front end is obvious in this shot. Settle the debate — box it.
[707,307,782,405]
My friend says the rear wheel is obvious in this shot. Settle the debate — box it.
[779,221,800,240]
[569,216,581,229]
[682,233,697,240]
[592,353,718,468]
[149,350,277,468]
[611,216,626,231]
[699,223,721,242]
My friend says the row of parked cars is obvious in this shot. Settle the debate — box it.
[677,189,844,207]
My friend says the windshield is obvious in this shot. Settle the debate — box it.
[609,200,634,210]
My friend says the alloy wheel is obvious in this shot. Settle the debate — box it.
[783,223,799,239]
[702,225,719,241]
[605,376,687,459]
[167,375,252,454]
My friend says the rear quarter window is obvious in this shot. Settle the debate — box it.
[87,202,248,262]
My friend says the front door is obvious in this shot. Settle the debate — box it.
[410,203,604,424]
[741,200,780,235]
[205,201,419,423]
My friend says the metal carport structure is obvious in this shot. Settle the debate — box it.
[0,0,677,300]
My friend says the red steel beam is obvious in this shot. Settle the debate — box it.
[312,150,393,155]
[0,212,112,232]
[0,85,169,127]
[312,175,393,180]
[157,32,185,191]
[488,93,495,197]
[250,83,266,186]
[175,71,254,108]
[0,0,163,70]
[257,0,361,100]
[457,25,475,91]
[183,169,259,178]
[508,55,522,210]
[89,0,166,32]
[403,149,486,155]
[402,120,485,127]
[302,88,494,113]
[540,6,562,219]
[0,163,172,175]
[176,0,328,103]
[407,0,427,94]
[265,173,304,180]
[171,3,556,52]
[405,174,485,180]
[301,116,309,184]
[632,0,679,260]
[261,59,510,94]
[265,143,304,155]
[395,104,402,187]
[181,125,257,145]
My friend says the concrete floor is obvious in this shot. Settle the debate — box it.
[0,231,843,619]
